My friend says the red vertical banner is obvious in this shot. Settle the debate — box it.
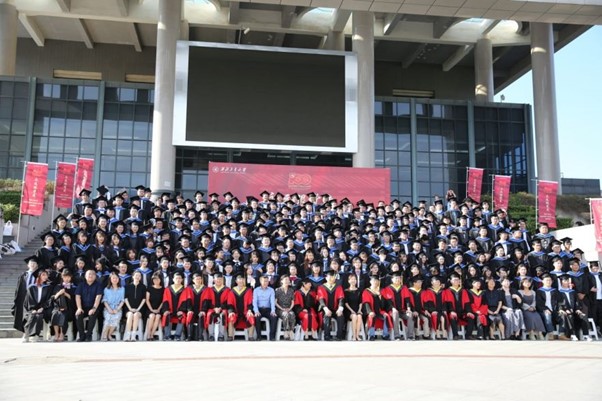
[20,162,48,216]
[74,158,95,198]
[592,199,602,252]
[466,168,484,202]
[493,175,511,211]
[55,162,77,208]
[537,180,558,228]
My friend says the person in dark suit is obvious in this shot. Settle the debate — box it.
[22,270,53,342]
[557,275,591,341]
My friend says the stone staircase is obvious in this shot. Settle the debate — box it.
[0,237,44,338]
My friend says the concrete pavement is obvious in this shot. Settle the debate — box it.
[1,339,601,401]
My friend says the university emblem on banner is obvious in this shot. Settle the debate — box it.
[288,173,312,189]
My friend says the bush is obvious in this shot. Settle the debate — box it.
[0,191,21,206]
[0,203,19,223]
[0,178,22,192]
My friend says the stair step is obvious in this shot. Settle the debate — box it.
[0,329,23,338]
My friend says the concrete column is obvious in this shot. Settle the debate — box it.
[352,11,375,168]
[150,0,181,198]
[474,38,493,102]
[530,23,561,190]
[0,1,18,76]
[323,31,345,51]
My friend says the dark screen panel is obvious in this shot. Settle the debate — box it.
[185,46,346,147]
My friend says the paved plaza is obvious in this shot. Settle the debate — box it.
[1,339,601,401]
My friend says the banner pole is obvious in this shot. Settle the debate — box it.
[534,179,539,226]
[72,157,79,213]
[51,161,58,225]
[465,168,469,201]
[491,175,495,209]
[16,162,27,247]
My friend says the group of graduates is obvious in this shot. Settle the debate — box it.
[11,185,602,342]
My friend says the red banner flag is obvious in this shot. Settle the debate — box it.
[55,162,76,208]
[537,180,558,228]
[493,175,511,211]
[466,168,484,202]
[592,199,602,253]
[20,162,48,216]
[74,158,94,198]
[208,162,390,205]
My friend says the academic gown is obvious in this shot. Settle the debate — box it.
[229,286,255,328]
[12,271,37,332]
[202,286,234,328]
[161,285,189,327]
[293,289,319,332]
[361,288,392,330]
[23,284,53,336]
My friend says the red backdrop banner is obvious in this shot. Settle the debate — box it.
[208,162,391,205]
[466,167,484,202]
[592,199,602,252]
[537,180,558,228]
[55,162,76,208]
[493,175,511,211]
[74,158,94,198]
[20,162,48,216]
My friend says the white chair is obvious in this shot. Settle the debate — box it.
[346,321,366,341]
[586,318,598,341]
[128,319,145,341]
[233,328,249,340]
[275,319,284,341]
[259,317,271,340]
[144,323,163,341]
[320,319,338,340]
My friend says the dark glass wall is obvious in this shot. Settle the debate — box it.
[31,81,98,177]
[475,105,528,193]
[0,79,29,179]
[100,85,154,191]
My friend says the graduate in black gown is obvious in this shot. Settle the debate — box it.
[12,256,40,333]
[50,269,77,342]
[23,270,53,342]
[35,232,58,270]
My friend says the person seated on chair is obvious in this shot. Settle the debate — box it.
[484,278,504,340]
[465,278,488,340]
[275,274,296,340]
[406,276,430,340]
[252,274,278,341]
[145,272,164,341]
[203,272,233,341]
[161,272,188,341]
[228,273,255,341]
[422,275,449,340]
[50,268,76,342]
[184,273,207,341]
[75,269,103,342]
[381,271,413,340]
[361,275,391,341]
[22,270,53,343]
[317,270,345,341]
[293,278,319,341]
[123,270,146,342]
[557,275,591,341]
[100,272,125,341]
[344,273,364,341]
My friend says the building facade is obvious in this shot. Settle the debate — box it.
[0,76,531,202]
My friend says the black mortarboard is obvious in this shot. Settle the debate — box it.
[53,214,67,224]
[325,270,337,277]
[246,196,258,203]
[24,255,39,264]
[223,191,233,198]
[40,231,53,241]
[96,185,109,195]
[560,237,572,243]
[79,189,91,197]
